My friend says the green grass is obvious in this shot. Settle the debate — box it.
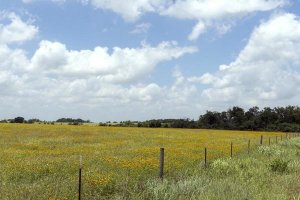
[0,123,298,199]
[138,138,300,200]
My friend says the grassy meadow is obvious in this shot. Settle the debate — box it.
[0,123,298,199]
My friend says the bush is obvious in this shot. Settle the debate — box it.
[257,146,284,156]
[270,158,289,173]
[68,122,82,125]
[211,158,237,176]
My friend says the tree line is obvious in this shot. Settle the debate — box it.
[198,106,300,132]
[113,106,300,132]
[0,117,90,125]
[1,106,300,132]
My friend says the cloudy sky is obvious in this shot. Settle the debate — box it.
[1,0,300,121]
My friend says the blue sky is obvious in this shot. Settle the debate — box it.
[0,0,300,121]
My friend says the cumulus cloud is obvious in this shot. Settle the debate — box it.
[84,0,162,22]
[80,0,287,40]
[22,0,287,40]
[1,39,197,89]
[0,12,199,120]
[199,13,300,105]
[28,40,197,83]
[0,12,38,45]
[165,0,287,40]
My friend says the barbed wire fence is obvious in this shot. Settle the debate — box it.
[75,132,300,199]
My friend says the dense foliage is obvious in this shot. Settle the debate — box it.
[115,106,300,132]
[56,118,90,123]
[198,106,300,132]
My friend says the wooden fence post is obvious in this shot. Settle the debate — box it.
[248,139,250,154]
[78,155,82,200]
[230,142,233,158]
[204,147,207,168]
[260,135,263,145]
[159,147,164,180]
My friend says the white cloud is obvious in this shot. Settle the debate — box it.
[81,0,287,40]
[3,5,300,121]
[29,40,197,83]
[130,22,151,34]
[188,21,206,41]
[163,0,287,40]
[21,0,287,40]
[199,13,300,105]
[22,0,66,4]
[0,12,38,45]
[0,12,199,120]
[2,39,197,88]
[161,0,286,19]
[85,0,162,22]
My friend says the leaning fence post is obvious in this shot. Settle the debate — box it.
[159,147,164,180]
[204,147,207,168]
[248,139,250,154]
[78,155,82,200]
[260,135,263,145]
[230,142,233,158]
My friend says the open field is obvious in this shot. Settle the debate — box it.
[0,123,294,199]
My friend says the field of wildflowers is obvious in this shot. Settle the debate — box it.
[0,123,285,199]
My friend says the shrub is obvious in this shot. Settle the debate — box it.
[257,146,284,156]
[211,158,237,176]
[270,159,289,173]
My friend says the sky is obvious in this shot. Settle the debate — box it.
[1,0,300,122]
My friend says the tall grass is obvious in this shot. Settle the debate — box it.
[138,138,300,200]
[0,123,296,199]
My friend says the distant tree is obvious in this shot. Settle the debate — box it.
[0,119,8,123]
[56,118,89,123]
[227,106,245,129]
[199,111,221,128]
[171,119,194,128]
[99,122,107,126]
[149,120,161,128]
[257,107,278,129]
[162,123,169,128]
[14,117,25,123]
[27,118,41,124]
